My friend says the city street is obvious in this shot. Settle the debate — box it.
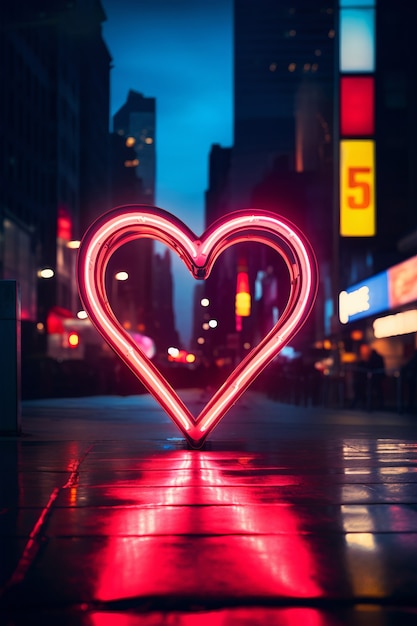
[1,389,417,625]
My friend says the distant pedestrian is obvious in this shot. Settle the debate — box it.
[352,344,385,410]
[351,347,368,409]
[366,347,385,410]
[401,350,417,414]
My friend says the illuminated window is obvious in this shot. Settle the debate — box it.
[269,62,277,72]
[145,137,153,144]
[288,63,296,72]
[125,136,136,147]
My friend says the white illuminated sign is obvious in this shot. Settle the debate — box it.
[339,286,370,324]
[373,310,417,339]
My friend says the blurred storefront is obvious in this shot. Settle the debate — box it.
[337,253,417,410]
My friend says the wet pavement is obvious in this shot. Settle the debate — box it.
[1,389,417,625]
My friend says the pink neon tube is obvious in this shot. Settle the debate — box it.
[77,205,318,448]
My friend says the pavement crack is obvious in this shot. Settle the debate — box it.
[0,444,95,598]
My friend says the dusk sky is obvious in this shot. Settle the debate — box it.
[101,0,233,347]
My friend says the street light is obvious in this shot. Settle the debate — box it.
[37,268,54,279]
[66,240,81,249]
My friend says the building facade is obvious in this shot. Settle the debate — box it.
[202,0,336,363]
[335,0,417,409]
[0,0,111,355]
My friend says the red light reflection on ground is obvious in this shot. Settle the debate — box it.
[93,452,322,604]
[90,607,327,626]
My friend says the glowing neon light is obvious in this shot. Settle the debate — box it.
[339,286,370,324]
[339,8,375,73]
[77,205,318,448]
[68,332,79,348]
[373,310,417,339]
[340,76,374,137]
[235,271,251,317]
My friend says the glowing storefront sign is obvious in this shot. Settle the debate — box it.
[340,254,417,324]
[340,140,375,236]
[77,205,318,448]
[387,256,417,308]
[339,286,370,324]
[373,310,417,339]
[339,272,389,324]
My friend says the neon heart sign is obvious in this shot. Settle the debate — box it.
[77,205,318,448]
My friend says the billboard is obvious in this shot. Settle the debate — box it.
[340,140,375,237]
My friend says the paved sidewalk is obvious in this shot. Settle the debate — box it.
[1,390,417,625]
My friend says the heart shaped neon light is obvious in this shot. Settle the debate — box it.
[77,205,318,448]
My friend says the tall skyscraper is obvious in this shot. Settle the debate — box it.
[231,0,335,208]
[204,1,336,357]
[113,90,156,205]
[110,90,157,339]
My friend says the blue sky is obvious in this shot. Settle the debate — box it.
[101,0,233,347]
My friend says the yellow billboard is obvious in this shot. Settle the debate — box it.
[340,140,375,236]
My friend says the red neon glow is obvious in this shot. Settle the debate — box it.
[46,306,75,334]
[90,452,322,608]
[340,76,374,137]
[77,205,318,448]
[57,206,72,241]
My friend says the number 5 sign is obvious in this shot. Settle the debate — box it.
[340,139,376,236]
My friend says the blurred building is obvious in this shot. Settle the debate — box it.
[0,0,111,354]
[335,0,417,382]
[202,0,336,361]
[113,90,156,205]
[109,90,156,339]
[152,249,180,356]
[231,0,335,209]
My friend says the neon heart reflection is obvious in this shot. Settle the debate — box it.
[76,206,319,448]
